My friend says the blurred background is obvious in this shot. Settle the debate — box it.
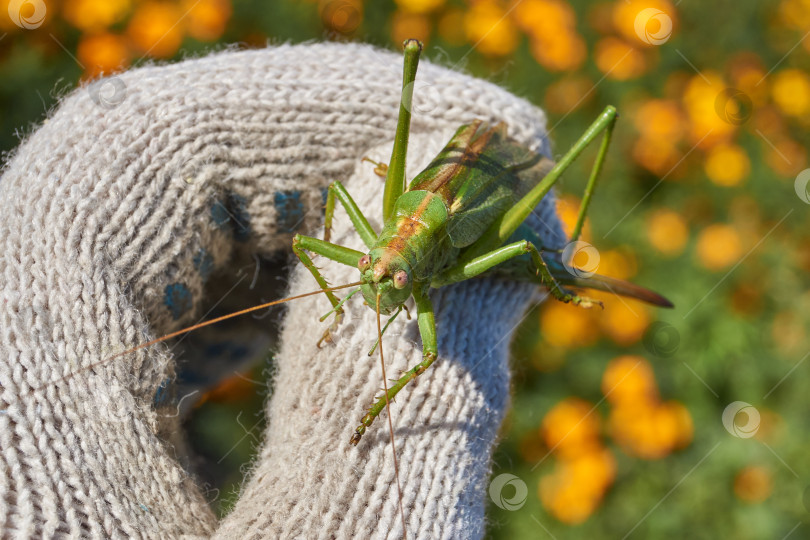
[2,0,809,538]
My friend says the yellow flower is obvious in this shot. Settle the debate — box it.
[613,0,677,46]
[544,75,595,114]
[597,249,637,280]
[391,10,431,45]
[539,447,616,524]
[394,0,445,14]
[646,209,688,257]
[695,223,742,271]
[555,195,589,240]
[632,136,681,176]
[540,301,600,348]
[63,0,131,32]
[602,355,658,405]
[633,99,685,141]
[594,37,647,80]
[600,298,650,346]
[127,2,185,58]
[541,398,602,458]
[183,0,231,42]
[530,31,587,72]
[704,143,751,186]
[514,0,576,36]
[77,32,130,79]
[734,466,773,503]
[464,1,518,56]
[778,0,810,31]
[683,73,737,148]
[771,69,810,118]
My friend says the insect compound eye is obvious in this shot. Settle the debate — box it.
[358,254,372,271]
[393,270,409,289]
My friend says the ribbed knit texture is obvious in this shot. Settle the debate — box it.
[0,42,565,538]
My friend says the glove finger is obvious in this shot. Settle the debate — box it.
[215,130,557,539]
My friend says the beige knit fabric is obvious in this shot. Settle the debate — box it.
[0,42,565,538]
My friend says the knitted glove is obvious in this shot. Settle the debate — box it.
[0,42,566,539]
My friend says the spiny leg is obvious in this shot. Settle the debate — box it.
[323,180,378,247]
[292,235,364,346]
[433,240,600,307]
[350,283,437,445]
[459,105,619,265]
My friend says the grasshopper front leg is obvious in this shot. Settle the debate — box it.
[350,282,438,445]
[292,235,364,346]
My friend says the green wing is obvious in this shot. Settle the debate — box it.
[408,121,554,248]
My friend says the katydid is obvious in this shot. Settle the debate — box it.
[290,39,672,447]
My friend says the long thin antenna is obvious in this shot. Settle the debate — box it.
[377,294,407,539]
[32,281,363,394]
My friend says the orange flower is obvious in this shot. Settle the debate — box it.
[771,69,810,118]
[646,208,689,257]
[391,10,431,45]
[514,0,577,36]
[544,75,595,114]
[540,301,600,348]
[395,0,445,14]
[63,0,131,32]
[541,398,601,458]
[634,99,686,142]
[77,32,130,79]
[613,0,677,46]
[464,1,518,56]
[734,466,772,503]
[704,143,751,186]
[555,195,589,240]
[602,355,658,405]
[530,32,587,72]
[609,400,691,459]
[594,37,647,80]
[695,224,742,271]
[539,447,616,523]
[683,73,738,148]
[600,298,650,346]
[183,0,231,42]
[632,136,682,176]
[127,2,184,58]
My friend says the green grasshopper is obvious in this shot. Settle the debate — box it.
[290,39,672,446]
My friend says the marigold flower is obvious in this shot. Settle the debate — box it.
[63,0,131,32]
[734,466,772,503]
[77,32,130,79]
[646,209,689,257]
[602,355,658,405]
[594,37,647,80]
[464,1,518,56]
[705,143,750,186]
[183,0,232,42]
[695,223,742,271]
[771,69,810,118]
[541,397,602,458]
[391,10,431,45]
[127,2,185,58]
